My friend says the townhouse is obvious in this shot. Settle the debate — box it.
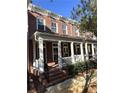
[27,4,97,85]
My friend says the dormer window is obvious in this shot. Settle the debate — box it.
[36,17,45,31]
[62,24,67,34]
[73,26,80,36]
[51,22,57,32]
[73,26,77,32]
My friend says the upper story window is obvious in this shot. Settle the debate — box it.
[73,26,77,32]
[51,22,57,32]
[62,24,67,34]
[73,26,80,36]
[36,17,45,31]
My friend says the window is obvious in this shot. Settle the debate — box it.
[51,22,57,32]
[87,44,92,55]
[62,43,71,57]
[62,24,67,34]
[73,26,80,36]
[74,43,81,55]
[37,18,44,30]
[73,26,77,32]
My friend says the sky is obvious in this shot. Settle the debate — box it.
[32,0,80,18]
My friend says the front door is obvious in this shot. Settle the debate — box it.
[52,43,58,64]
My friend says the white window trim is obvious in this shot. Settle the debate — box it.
[76,29,80,36]
[56,23,58,33]
[73,26,80,36]
[44,19,46,31]
[51,22,58,33]
[73,26,76,32]
[36,17,45,31]
[66,25,68,35]
[62,24,68,35]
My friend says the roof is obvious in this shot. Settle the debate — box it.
[28,3,79,25]
[35,31,96,42]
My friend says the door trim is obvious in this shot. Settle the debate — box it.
[52,42,58,62]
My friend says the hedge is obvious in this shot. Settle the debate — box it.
[67,61,97,76]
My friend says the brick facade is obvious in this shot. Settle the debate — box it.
[28,8,79,38]
[27,4,97,90]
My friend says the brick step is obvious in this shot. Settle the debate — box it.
[48,73,66,81]
[46,75,68,87]
[48,71,63,77]
[45,69,68,87]
[48,69,67,77]
[48,67,60,73]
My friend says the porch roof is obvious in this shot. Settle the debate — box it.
[35,31,96,43]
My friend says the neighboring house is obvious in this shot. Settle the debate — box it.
[27,3,97,87]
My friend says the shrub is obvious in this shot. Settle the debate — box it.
[67,60,97,76]
[67,61,85,76]
[67,64,75,76]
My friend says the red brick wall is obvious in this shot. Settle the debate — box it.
[28,11,37,38]
[56,19,63,34]
[67,23,72,35]
[28,11,79,37]
[28,39,33,72]
[45,15,52,32]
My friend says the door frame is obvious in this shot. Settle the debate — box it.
[52,42,58,63]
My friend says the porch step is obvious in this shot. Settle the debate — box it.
[49,72,67,81]
[48,67,60,73]
[48,70,63,77]
[48,63,59,70]
[45,68,68,87]
[46,76,68,87]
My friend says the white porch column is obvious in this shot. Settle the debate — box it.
[85,43,89,60]
[80,43,84,61]
[38,37,44,72]
[91,43,95,57]
[58,41,62,68]
[32,40,36,68]
[71,42,75,63]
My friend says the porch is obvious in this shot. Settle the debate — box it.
[28,32,96,72]
[28,32,96,88]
